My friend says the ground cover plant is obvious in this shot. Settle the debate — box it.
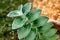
[7,3,57,40]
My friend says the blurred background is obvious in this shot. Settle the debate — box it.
[0,0,28,40]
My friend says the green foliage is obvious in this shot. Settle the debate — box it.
[12,17,28,29]
[25,31,36,40]
[22,3,32,15]
[7,10,23,17]
[7,3,57,40]
[27,9,42,22]
[33,16,49,27]
[40,23,53,33]
[17,24,31,39]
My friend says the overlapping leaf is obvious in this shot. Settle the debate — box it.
[27,9,42,23]
[40,23,53,33]
[22,3,32,15]
[7,10,23,17]
[47,35,57,40]
[12,17,28,29]
[25,31,36,40]
[18,5,23,11]
[17,24,31,39]
[43,29,57,37]
[33,16,49,27]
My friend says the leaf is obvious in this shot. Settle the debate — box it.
[25,31,36,40]
[23,3,32,15]
[33,16,49,27]
[12,17,28,29]
[17,24,31,39]
[18,5,23,11]
[7,10,23,17]
[47,35,57,40]
[27,9,42,23]
[40,23,53,33]
[43,29,57,37]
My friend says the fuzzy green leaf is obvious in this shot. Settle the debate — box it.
[18,5,23,11]
[40,23,53,33]
[17,24,31,39]
[33,16,49,27]
[43,29,57,37]
[23,3,32,15]
[7,10,23,17]
[25,31,36,40]
[47,35,57,40]
[12,17,28,29]
[27,9,42,23]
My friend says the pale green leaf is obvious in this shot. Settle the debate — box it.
[25,31,36,40]
[27,9,42,23]
[40,23,53,33]
[17,24,31,39]
[7,10,23,17]
[12,17,28,29]
[43,29,57,37]
[18,5,23,11]
[23,3,32,15]
[47,35,57,40]
[33,16,49,27]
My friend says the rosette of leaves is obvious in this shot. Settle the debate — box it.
[7,3,57,40]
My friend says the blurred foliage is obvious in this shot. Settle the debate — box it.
[0,0,28,40]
